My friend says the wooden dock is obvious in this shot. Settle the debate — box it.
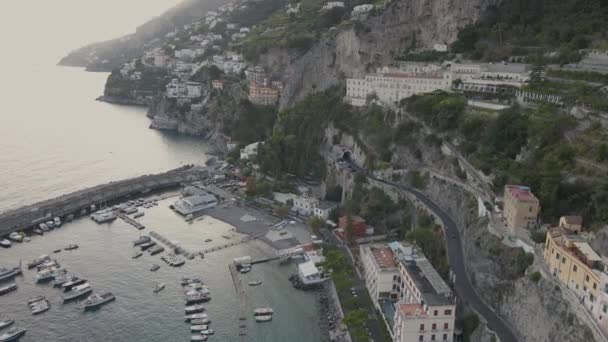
[149,231,197,259]
[117,212,145,230]
[229,264,248,341]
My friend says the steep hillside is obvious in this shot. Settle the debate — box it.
[256,0,502,108]
[59,0,229,71]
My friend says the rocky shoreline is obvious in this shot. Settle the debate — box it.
[96,95,149,107]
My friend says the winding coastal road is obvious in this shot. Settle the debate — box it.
[348,161,520,342]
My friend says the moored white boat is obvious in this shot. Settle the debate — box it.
[255,314,273,322]
[253,308,274,316]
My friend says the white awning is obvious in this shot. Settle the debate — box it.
[574,242,602,262]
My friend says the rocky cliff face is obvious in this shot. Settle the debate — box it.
[422,179,597,342]
[257,0,501,108]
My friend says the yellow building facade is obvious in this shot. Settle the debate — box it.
[544,227,601,303]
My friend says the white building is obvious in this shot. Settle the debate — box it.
[433,44,448,52]
[297,260,328,286]
[360,244,400,307]
[352,4,374,17]
[293,196,320,216]
[154,54,169,67]
[312,201,338,220]
[240,141,261,160]
[185,82,203,98]
[175,49,196,59]
[173,193,218,215]
[166,79,204,99]
[322,1,344,10]
[346,62,531,107]
[227,23,238,30]
[359,242,456,342]
[240,27,250,33]
[346,66,452,106]
[286,3,301,14]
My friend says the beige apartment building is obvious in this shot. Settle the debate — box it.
[503,185,540,232]
[360,242,455,342]
[544,227,601,300]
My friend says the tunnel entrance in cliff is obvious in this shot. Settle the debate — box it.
[342,150,352,162]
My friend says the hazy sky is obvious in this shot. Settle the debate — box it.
[0,0,183,65]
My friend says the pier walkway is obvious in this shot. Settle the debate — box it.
[149,231,197,259]
[229,264,248,341]
[117,213,145,230]
[0,166,208,236]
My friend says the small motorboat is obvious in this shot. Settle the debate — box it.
[239,266,251,274]
[23,237,31,242]
[190,325,208,332]
[0,240,11,248]
[0,319,14,330]
[150,264,160,272]
[64,244,79,251]
[83,292,115,310]
[30,299,50,315]
[200,329,214,335]
[253,308,274,316]
[204,238,212,243]
[27,296,45,305]
[184,313,208,321]
[53,249,61,254]
[153,283,165,293]
[32,229,43,236]
[62,278,86,292]
[255,315,273,322]
[190,335,207,341]
[185,304,205,314]
[132,252,143,259]
[0,327,26,341]
[248,280,262,286]
[0,284,17,296]
[8,233,22,243]
[190,318,211,325]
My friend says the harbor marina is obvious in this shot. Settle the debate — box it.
[0,194,328,342]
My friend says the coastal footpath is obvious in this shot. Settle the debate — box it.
[0,166,208,236]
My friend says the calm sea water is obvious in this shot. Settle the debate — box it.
[0,65,209,213]
[0,66,326,341]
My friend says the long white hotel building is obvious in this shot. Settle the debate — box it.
[346,62,530,106]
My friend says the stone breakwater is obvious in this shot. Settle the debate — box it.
[0,166,209,236]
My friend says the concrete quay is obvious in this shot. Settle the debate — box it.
[0,166,209,236]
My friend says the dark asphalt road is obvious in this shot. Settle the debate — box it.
[371,176,520,342]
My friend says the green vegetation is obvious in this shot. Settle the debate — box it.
[104,67,169,99]
[462,313,480,342]
[531,231,547,244]
[404,92,467,131]
[547,69,608,84]
[530,271,542,283]
[406,210,449,278]
[451,0,608,63]
[512,249,535,277]
[344,309,370,341]
[396,50,450,62]
[308,216,325,234]
[245,177,273,198]
[229,100,278,144]
[235,0,348,61]
[257,88,349,180]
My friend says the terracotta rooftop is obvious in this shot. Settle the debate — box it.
[370,246,396,269]
[399,303,427,318]
[506,185,539,202]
